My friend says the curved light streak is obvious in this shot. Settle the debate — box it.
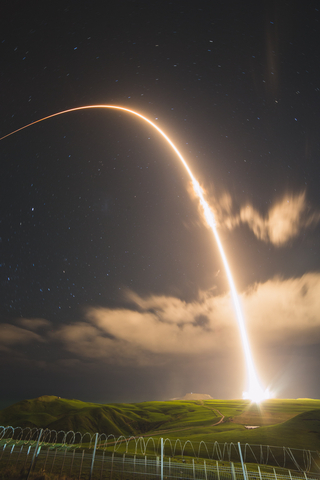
[0,104,269,401]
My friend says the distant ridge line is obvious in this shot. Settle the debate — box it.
[170,393,213,401]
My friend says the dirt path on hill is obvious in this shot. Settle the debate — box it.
[105,406,225,446]
[104,421,211,445]
[149,406,225,435]
[211,409,225,426]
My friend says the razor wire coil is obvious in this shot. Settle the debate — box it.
[0,425,319,474]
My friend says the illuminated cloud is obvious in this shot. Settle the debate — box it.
[243,273,320,345]
[52,273,320,365]
[210,191,320,245]
[0,323,45,352]
[53,300,237,366]
[6,277,320,364]
[17,318,51,330]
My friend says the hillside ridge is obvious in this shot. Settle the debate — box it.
[1,396,320,450]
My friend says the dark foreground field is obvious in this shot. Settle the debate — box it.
[1,396,320,450]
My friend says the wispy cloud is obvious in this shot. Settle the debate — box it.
[17,318,51,331]
[6,275,320,365]
[53,302,236,366]
[210,191,320,245]
[51,273,320,365]
[0,323,46,352]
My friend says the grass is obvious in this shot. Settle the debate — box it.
[0,465,70,480]
[1,396,320,452]
[0,446,313,480]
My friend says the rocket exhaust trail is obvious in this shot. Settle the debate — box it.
[0,105,270,402]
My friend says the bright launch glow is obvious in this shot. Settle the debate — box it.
[0,105,272,402]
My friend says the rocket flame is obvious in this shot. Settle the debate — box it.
[191,181,271,402]
[0,105,272,402]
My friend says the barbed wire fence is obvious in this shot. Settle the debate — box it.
[1,426,320,480]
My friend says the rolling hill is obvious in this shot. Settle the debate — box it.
[1,396,320,451]
[0,395,221,436]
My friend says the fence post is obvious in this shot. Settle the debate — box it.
[238,442,248,480]
[31,446,41,473]
[245,464,249,480]
[43,448,50,471]
[204,460,207,480]
[231,462,236,480]
[89,432,99,480]
[69,449,75,476]
[16,445,23,467]
[161,437,164,480]
[24,446,32,470]
[192,458,195,480]
[257,465,262,480]
[78,450,85,480]
[273,468,278,480]
[122,453,126,480]
[0,444,6,461]
[110,452,114,480]
[60,448,67,476]
[100,450,105,480]
[144,454,147,480]
[216,460,220,480]
[50,448,57,474]
[26,428,43,480]
[6,445,15,466]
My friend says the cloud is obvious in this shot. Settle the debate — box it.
[53,273,320,365]
[243,273,320,345]
[0,323,45,351]
[52,290,238,365]
[6,275,320,366]
[210,191,320,245]
[0,318,51,356]
[53,303,236,366]
[17,318,51,330]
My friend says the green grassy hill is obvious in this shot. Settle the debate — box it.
[178,408,320,451]
[1,396,320,451]
[0,396,222,436]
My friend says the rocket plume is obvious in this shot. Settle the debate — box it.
[0,105,271,402]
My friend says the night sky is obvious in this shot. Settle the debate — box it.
[1,1,320,408]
